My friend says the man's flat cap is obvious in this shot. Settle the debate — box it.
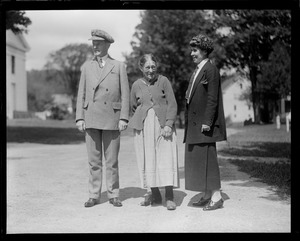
[88,29,114,43]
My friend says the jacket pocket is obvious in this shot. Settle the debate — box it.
[110,71,119,75]
[112,102,122,110]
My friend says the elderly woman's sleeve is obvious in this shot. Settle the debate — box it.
[164,77,178,127]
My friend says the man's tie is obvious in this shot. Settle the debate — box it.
[98,58,103,68]
[185,66,199,103]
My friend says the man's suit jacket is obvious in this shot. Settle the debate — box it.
[76,56,130,130]
[183,60,227,144]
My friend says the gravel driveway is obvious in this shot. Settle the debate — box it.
[6,129,290,233]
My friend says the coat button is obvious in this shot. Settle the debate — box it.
[104,102,106,104]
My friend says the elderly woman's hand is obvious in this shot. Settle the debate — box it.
[119,119,128,131]
[161,125,172,138]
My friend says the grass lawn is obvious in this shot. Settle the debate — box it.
[6,119,133,144]
[219,123,291,199]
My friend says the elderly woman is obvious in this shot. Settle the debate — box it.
[184,34,227,211]
[128,54,179,210]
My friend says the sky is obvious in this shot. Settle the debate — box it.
[24,10,142,71]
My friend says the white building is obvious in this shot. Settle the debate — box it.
[6,30,30,119]
[222,74,254,123]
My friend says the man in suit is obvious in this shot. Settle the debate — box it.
[76,29,130,207]
[183,34,227,211]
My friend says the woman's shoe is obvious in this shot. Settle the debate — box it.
[203,198,224,211]
[166,200,176,210]
[140,194,152,206]
[192,197,211,207]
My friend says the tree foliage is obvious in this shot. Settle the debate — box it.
[213,10,291,123]
[6,11,32,34]
[257,41,291,97]
[27,69,67,112]
[125,10,291,123]
[125,10,220,115]
[44,43,93,112]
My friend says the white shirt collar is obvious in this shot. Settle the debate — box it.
[197,58,209,69]
[92,54,108,62]
[100,54,108,62]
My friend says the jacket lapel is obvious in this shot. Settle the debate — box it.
[94,57,114,88]
[91,61,101,82]
[189,61,209,101]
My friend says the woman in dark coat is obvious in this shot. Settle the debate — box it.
[184,34,227,211]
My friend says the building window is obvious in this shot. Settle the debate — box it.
[234,105,237,111]
[248,105,251,110]
[240,83,243,89]
[12,83,16,111]
[11,55,15,74]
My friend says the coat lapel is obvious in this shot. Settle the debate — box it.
[91,61,101,82]
[189,61,209,101]
[94,57,114,88]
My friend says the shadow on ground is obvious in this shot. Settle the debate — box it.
[94,187,187,207]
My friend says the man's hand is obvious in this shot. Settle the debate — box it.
[118,120,128,131]
[201,124,210,132]
[76,120,86,132]
[161,125,172,137]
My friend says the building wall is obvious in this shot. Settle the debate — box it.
[222,78,254,123]
[6,36,28,119]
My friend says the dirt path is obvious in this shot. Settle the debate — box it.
[6,129,290,233]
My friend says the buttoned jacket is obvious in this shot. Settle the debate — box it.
[128,75,177,130]
[183,61,227,144]
[75,56,130,130]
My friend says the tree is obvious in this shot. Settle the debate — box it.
[27,69,67,112]
[125,10,219,121]
[6,11,32,34]
[125,10,291,124]
[27,70,54,112]
[44,43,93,113]
[257,41,291,98]
[212,10,291,123]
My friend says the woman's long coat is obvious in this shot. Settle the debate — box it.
[183,60,227,144]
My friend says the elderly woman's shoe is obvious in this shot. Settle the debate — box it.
[166,200,176,210]
[140,194,152,206]
[203,198,224,211]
